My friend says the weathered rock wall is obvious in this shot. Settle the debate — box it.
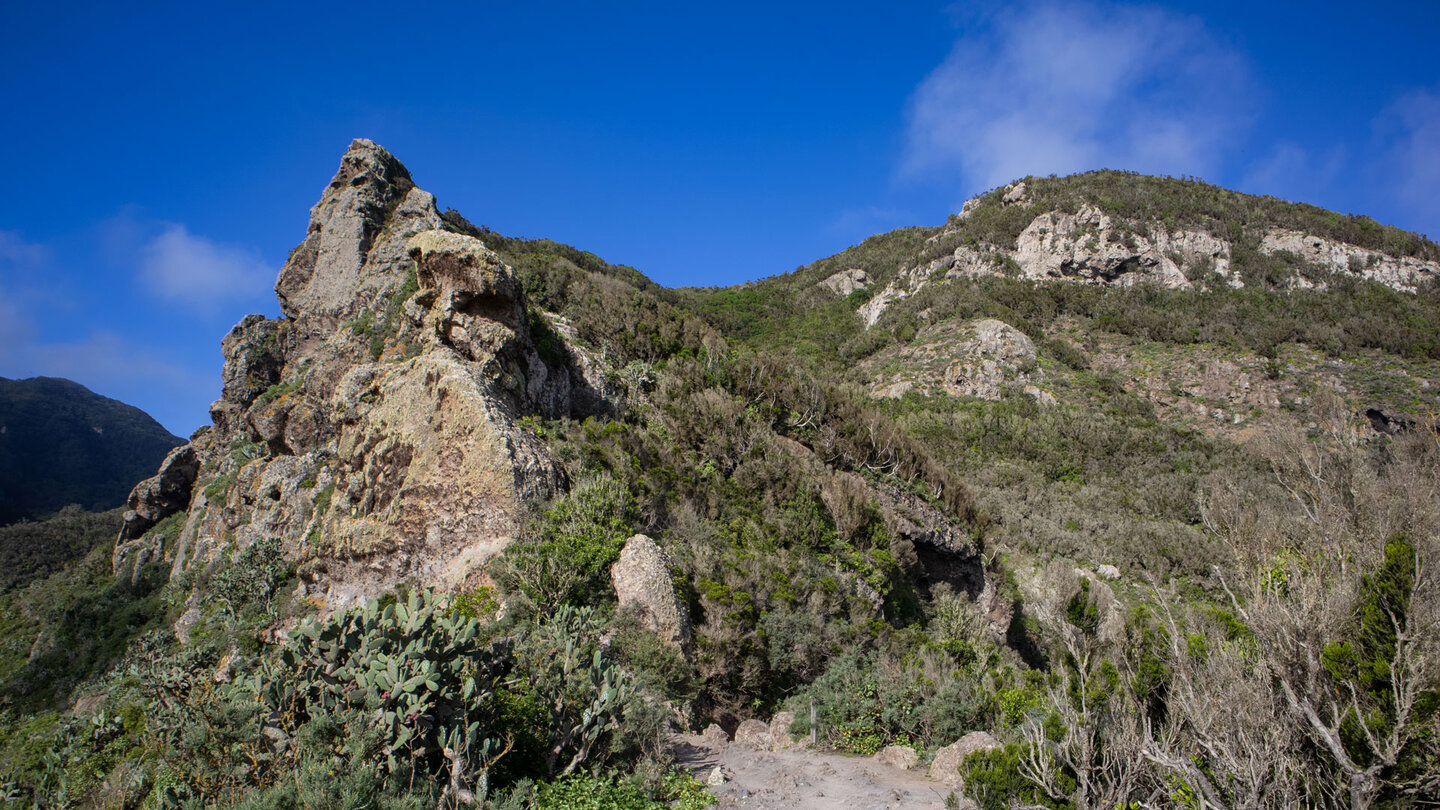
[116,139,602,610]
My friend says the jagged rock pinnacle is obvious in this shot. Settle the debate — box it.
[275,139,442,329]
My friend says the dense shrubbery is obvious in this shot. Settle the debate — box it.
[0,506,121,593]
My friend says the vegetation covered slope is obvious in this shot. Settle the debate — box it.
[1,159,1436,810]
[0,377,183,525]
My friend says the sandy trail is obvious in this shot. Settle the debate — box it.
[670,734,955,810]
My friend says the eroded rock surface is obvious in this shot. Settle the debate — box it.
[1260,229,1440,291]
[611,533,692,649]
[866,318,1045,404]
[116,139,594,610]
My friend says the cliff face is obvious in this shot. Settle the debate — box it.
[115,140,602,608]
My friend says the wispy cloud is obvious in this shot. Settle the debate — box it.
[1372,87,1440,237]
[0,223,233,435]
[138,223,274,312]
[1240,142,1348,208]
[0,230,49,267]
[902,1,1252,196]
[0,328,215,436]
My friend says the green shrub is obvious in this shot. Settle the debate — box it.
[492,474,636,607]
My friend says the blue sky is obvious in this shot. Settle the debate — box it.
[2,1,1437,435]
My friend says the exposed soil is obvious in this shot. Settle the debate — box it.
[670,733,957,810]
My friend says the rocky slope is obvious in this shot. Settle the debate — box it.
[0,376,182,525]
[850,180,1440,328]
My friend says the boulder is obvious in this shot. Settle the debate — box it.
[702,723,729,747]
[874,745,919,771]
[929,731,1001,786]
[734,718,773,749]
[769,711,796,749]
[820,268,870,296]
[610,534,691,649]
[1096,564,1121,580]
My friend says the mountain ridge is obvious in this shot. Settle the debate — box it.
[0,375,183,526]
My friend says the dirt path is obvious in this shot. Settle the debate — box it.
[670,733,957,810]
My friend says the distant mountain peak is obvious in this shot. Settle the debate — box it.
[0,376,183,525]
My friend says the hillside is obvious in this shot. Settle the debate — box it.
[0,377,184,526]
[0,144,1435,810]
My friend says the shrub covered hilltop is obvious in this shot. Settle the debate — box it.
[0,140,1436,810]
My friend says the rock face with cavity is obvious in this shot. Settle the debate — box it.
[116,139,601,610]
[1012,204,1230,288]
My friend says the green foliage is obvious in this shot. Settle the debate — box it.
[0,541,170,709]
[493,473,636,608]
[208,537,295,632]
[795,649,995,752]
[520,770,713,810]
[240,588,511,796]
[0,506,121,593]
[1319,535,1435,770]
[253,378,302,407]
[1065,579,1100,634]
[961,743,1072,810]
[510,605,652,778]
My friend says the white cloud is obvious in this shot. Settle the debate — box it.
[1240,142,1348,208]
[138,223,273,311]
[903,1,1252,196]
[1373,87,1440,237]
[0,230,49,267]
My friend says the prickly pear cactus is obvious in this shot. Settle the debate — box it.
[239,588,509,784]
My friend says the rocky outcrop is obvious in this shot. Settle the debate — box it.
[928,731,1001,785]
[117,140,603,609]
[611,534,691,649]
[941,319,1038,401]
[1013,205,1230,288]
[866,318,1047,404]
[1260,229,1440,291]
[819,268,870,296]
[275,139,443,332]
